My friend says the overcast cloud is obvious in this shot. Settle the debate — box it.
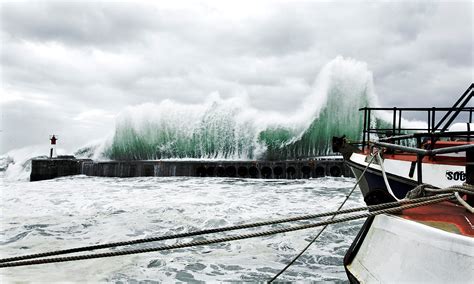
[1,0,472,153]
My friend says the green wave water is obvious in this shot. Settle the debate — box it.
[104,57,378,160]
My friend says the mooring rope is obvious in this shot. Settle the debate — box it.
[0,192,449,265]
[268,154,377,282]
[418,183,474,213]
[424,184,474,196]
[376,151,401,201]
[0,195,452,268]
[454,192,474,213]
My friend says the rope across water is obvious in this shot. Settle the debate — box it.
[268,153,377,282]
[0,193,450,265]
[0,194,452,268]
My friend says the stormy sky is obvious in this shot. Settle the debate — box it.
[0,0,472,153]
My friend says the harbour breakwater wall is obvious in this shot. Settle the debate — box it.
[30,157,88,182]
[30,157,353,181]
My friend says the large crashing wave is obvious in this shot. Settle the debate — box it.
[104,57,378,160]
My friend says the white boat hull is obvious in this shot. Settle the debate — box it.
[345,214,474,283]
[348,153,466,202]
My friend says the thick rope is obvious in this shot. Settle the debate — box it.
[405,182,474,212]
[376,152,400,201]
[268,154,376,282]
[0,192,449,265]
[423,183,474,213]
[0,195,451,268]
[424,185,474,195]
[454,192,474,213]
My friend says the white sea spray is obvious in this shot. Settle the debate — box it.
[1,176,364,282]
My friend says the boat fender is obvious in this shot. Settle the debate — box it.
[364,188,397,206]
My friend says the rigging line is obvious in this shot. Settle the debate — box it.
[421,183,474,213]
[268,153,376,282]
[0,195,451,268]
[455,192,474,213]
[376,151,400,201]
[1,190,447,264]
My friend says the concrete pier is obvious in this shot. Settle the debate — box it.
[30,157,89,182]
[31,157,353,181]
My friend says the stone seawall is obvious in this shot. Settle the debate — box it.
[30,157,353,181]
[30,158,86,181]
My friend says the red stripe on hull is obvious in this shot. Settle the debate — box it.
[385,154,465,166]
[362,150,466,166]
[400,201,474,237]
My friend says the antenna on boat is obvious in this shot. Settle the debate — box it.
[435,83,473,133]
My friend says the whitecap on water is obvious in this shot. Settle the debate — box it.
[1,176,363,282]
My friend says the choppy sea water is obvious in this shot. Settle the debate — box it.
[1,175,364,282]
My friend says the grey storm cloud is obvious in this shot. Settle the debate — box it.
[0,0,472,153]
[1,2,159,45]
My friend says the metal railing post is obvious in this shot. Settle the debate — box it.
[466,148,474,206]
[398,109,402,144]
[367,109,371,152]
[392,107,397,137]
[362,108,367,152]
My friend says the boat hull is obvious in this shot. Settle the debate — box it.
[347,159,416,202]
[347,152,466,203]
[344,214,474,283]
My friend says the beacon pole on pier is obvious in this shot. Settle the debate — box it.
[49,135,58,158]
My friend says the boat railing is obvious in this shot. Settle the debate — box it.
[360,84,473,152]
[372,141,474,157]
[370,141,474,185]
